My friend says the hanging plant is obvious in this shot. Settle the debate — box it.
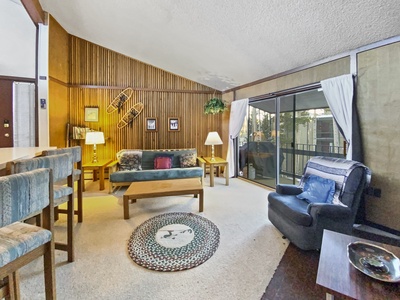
[204,98,227,115]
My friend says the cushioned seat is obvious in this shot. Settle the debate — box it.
[0,222,52,267]
[267,194,312,227]
[267,156,371,250]
[0,168,56,299]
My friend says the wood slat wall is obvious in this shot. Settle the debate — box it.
[68,36,223,163]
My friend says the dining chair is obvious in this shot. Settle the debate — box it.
[6,153,75,262]
[0,168,56,299]
[43,146,83,222]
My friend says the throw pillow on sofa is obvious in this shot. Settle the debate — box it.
[296,174,336,204]
[117,150,142,171]
[180,153,197,168]
[154,156,173,169]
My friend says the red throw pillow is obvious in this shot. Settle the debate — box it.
[154,156,172,169]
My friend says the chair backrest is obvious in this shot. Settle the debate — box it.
[43,146,82,165]
[299,156,371,208]
[6,153,73,183]
[0,168,52,226]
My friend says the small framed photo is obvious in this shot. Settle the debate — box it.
[146,118,157,132]
[168,117,180,131]
[85,107,99,122]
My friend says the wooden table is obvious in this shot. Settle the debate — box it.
[123,178,204,219]
[317,230,400,300]
[199,157,229,187]
[82,159,112,191]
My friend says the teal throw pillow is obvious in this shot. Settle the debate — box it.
[296,175,336,204]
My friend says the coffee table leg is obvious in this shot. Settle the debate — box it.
[123,195,129,219]
[225,162,229,186]
[199,189,204,212]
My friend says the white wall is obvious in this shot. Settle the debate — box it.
[0,0,36,78]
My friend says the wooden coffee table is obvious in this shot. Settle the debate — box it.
[317,229,400,300]
[123,178,204,219]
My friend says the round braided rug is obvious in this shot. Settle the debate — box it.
[128,212,220,271]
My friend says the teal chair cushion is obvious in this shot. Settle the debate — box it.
[0,222,52,267]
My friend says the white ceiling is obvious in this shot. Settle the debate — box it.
[39,0,400,91]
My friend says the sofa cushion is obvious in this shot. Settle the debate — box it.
[141,149,197,170]
[110,167,204,182]
[296,175,335,204]
[154,156,172,169]
[117,150,142,171]
[180,153,197,168]
[267,193,312,226]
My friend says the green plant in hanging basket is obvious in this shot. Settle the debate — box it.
[204,98,227,115]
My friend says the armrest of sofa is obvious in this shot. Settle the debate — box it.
[276,184,302,195]
[107,160,119,174]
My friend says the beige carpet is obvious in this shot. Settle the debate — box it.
[19,177,288,300]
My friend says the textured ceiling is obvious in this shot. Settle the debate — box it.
[39,0,400,91]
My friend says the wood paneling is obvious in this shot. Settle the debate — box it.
[68,37,223,163]
[48,15,69,148]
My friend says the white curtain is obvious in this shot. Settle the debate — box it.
[321,74,354,160]
[226,98,249,177]
[13,82,35,147]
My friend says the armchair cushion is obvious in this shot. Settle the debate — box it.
[268,193,312,226]
[276,184,302,195]
[0,222,52,267]
[296,175,335,204]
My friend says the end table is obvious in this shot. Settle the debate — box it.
[200,157,229,187]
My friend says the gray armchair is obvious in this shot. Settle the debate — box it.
[267,156,371,250]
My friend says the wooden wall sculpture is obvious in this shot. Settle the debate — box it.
[67,36,223,163]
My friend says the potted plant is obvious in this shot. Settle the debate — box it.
[204,98,227,115]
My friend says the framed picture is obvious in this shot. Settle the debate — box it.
[168,117,180,131]
[146,118,157,131]
[85,107,99,122]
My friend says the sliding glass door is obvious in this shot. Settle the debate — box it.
[238,88,345,188]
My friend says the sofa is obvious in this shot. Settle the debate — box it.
[108,148,204,193]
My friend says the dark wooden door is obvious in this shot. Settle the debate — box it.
[0,79,13,147]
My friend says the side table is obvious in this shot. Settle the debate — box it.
[316,229,400,300]
[82,159,112,191]
[200,157,229,187]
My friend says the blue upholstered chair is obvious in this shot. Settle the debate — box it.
[0,168,56,299]
[267,156,371,250]
[6,153,75,262]
[43,146,83,222]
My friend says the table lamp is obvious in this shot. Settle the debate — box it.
[205,132,223,161]
[85,131,105,163]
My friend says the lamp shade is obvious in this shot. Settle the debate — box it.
[205,132,223,145]
[85,131,105,145]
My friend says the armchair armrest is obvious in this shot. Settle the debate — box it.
[276,184,302,195]
[307,203,352,220]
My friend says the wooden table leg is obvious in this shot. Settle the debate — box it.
[99,166,105,190]
[225,162,229,186]
[77,175,83,222]
[210,164,215,187]
[93,170,98,181]
[199,189,204,212]
[123,195,130,219]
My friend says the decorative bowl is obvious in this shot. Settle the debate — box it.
[347,241,400,283]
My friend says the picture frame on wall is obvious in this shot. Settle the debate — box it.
[84,107,99,122]
[146,118,157,131]
[168,117,180,131]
